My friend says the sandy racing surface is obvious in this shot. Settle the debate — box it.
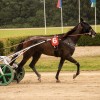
[0,46,100,100]
[0,72,100,100]
[73,46,100,57]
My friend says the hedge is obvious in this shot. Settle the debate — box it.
[0,33,100,55]
[0,40,4,55]
[78,34,100,46]
[0,36,27,55]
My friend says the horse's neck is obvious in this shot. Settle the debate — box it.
[70,34,81,45]
[65,30,82,46]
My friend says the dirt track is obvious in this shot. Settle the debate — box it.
[0,46,100,100]
[0,72,100,100]
[73,46,100,57]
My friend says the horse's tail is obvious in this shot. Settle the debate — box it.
[10,40,24,66]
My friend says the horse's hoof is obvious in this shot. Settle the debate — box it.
[73,74,77,79]
[56,80,61,83]
[16,79,20,83]
[38,78,41,82]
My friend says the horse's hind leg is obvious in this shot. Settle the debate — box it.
[29,53,41,82]
[18,54,31,70]
[66,56,80,79]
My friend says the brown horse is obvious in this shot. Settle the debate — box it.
[10,18,96,82]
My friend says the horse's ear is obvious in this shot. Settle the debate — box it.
[80,18,84,22]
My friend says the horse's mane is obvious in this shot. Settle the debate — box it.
[62,25,78,38]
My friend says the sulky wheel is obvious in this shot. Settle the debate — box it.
[0,64,14,86]
[13,67,25,83]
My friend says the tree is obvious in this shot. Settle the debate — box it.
[0,0,99,28]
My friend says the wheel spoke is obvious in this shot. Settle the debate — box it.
[3,76,7,83]
[0,64,14,85]
[2,65,7,73]
[5,73,12,76]
[0,75,2,78]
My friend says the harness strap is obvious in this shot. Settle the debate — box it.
[63,38,75,49]
[51,35,60,57]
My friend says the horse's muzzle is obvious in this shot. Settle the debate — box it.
[90,29,96,38]
[92,34,95,38]
[85,31,96,38]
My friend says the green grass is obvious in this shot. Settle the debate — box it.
[0,25,100,38]
[15,56,100,72]
[91,25,100,33]
[0,27,69,38]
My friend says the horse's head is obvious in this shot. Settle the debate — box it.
[79,18,96,38]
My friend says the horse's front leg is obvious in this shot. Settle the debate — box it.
[55,58,65,82]
[66,56,80,79]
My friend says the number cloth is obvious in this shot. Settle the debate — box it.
[51,36,59,47]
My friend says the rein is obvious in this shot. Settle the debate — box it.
[67,34,84,37]
[0,33,84,51]
[1,43,22,50]
[0,39,38,50]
